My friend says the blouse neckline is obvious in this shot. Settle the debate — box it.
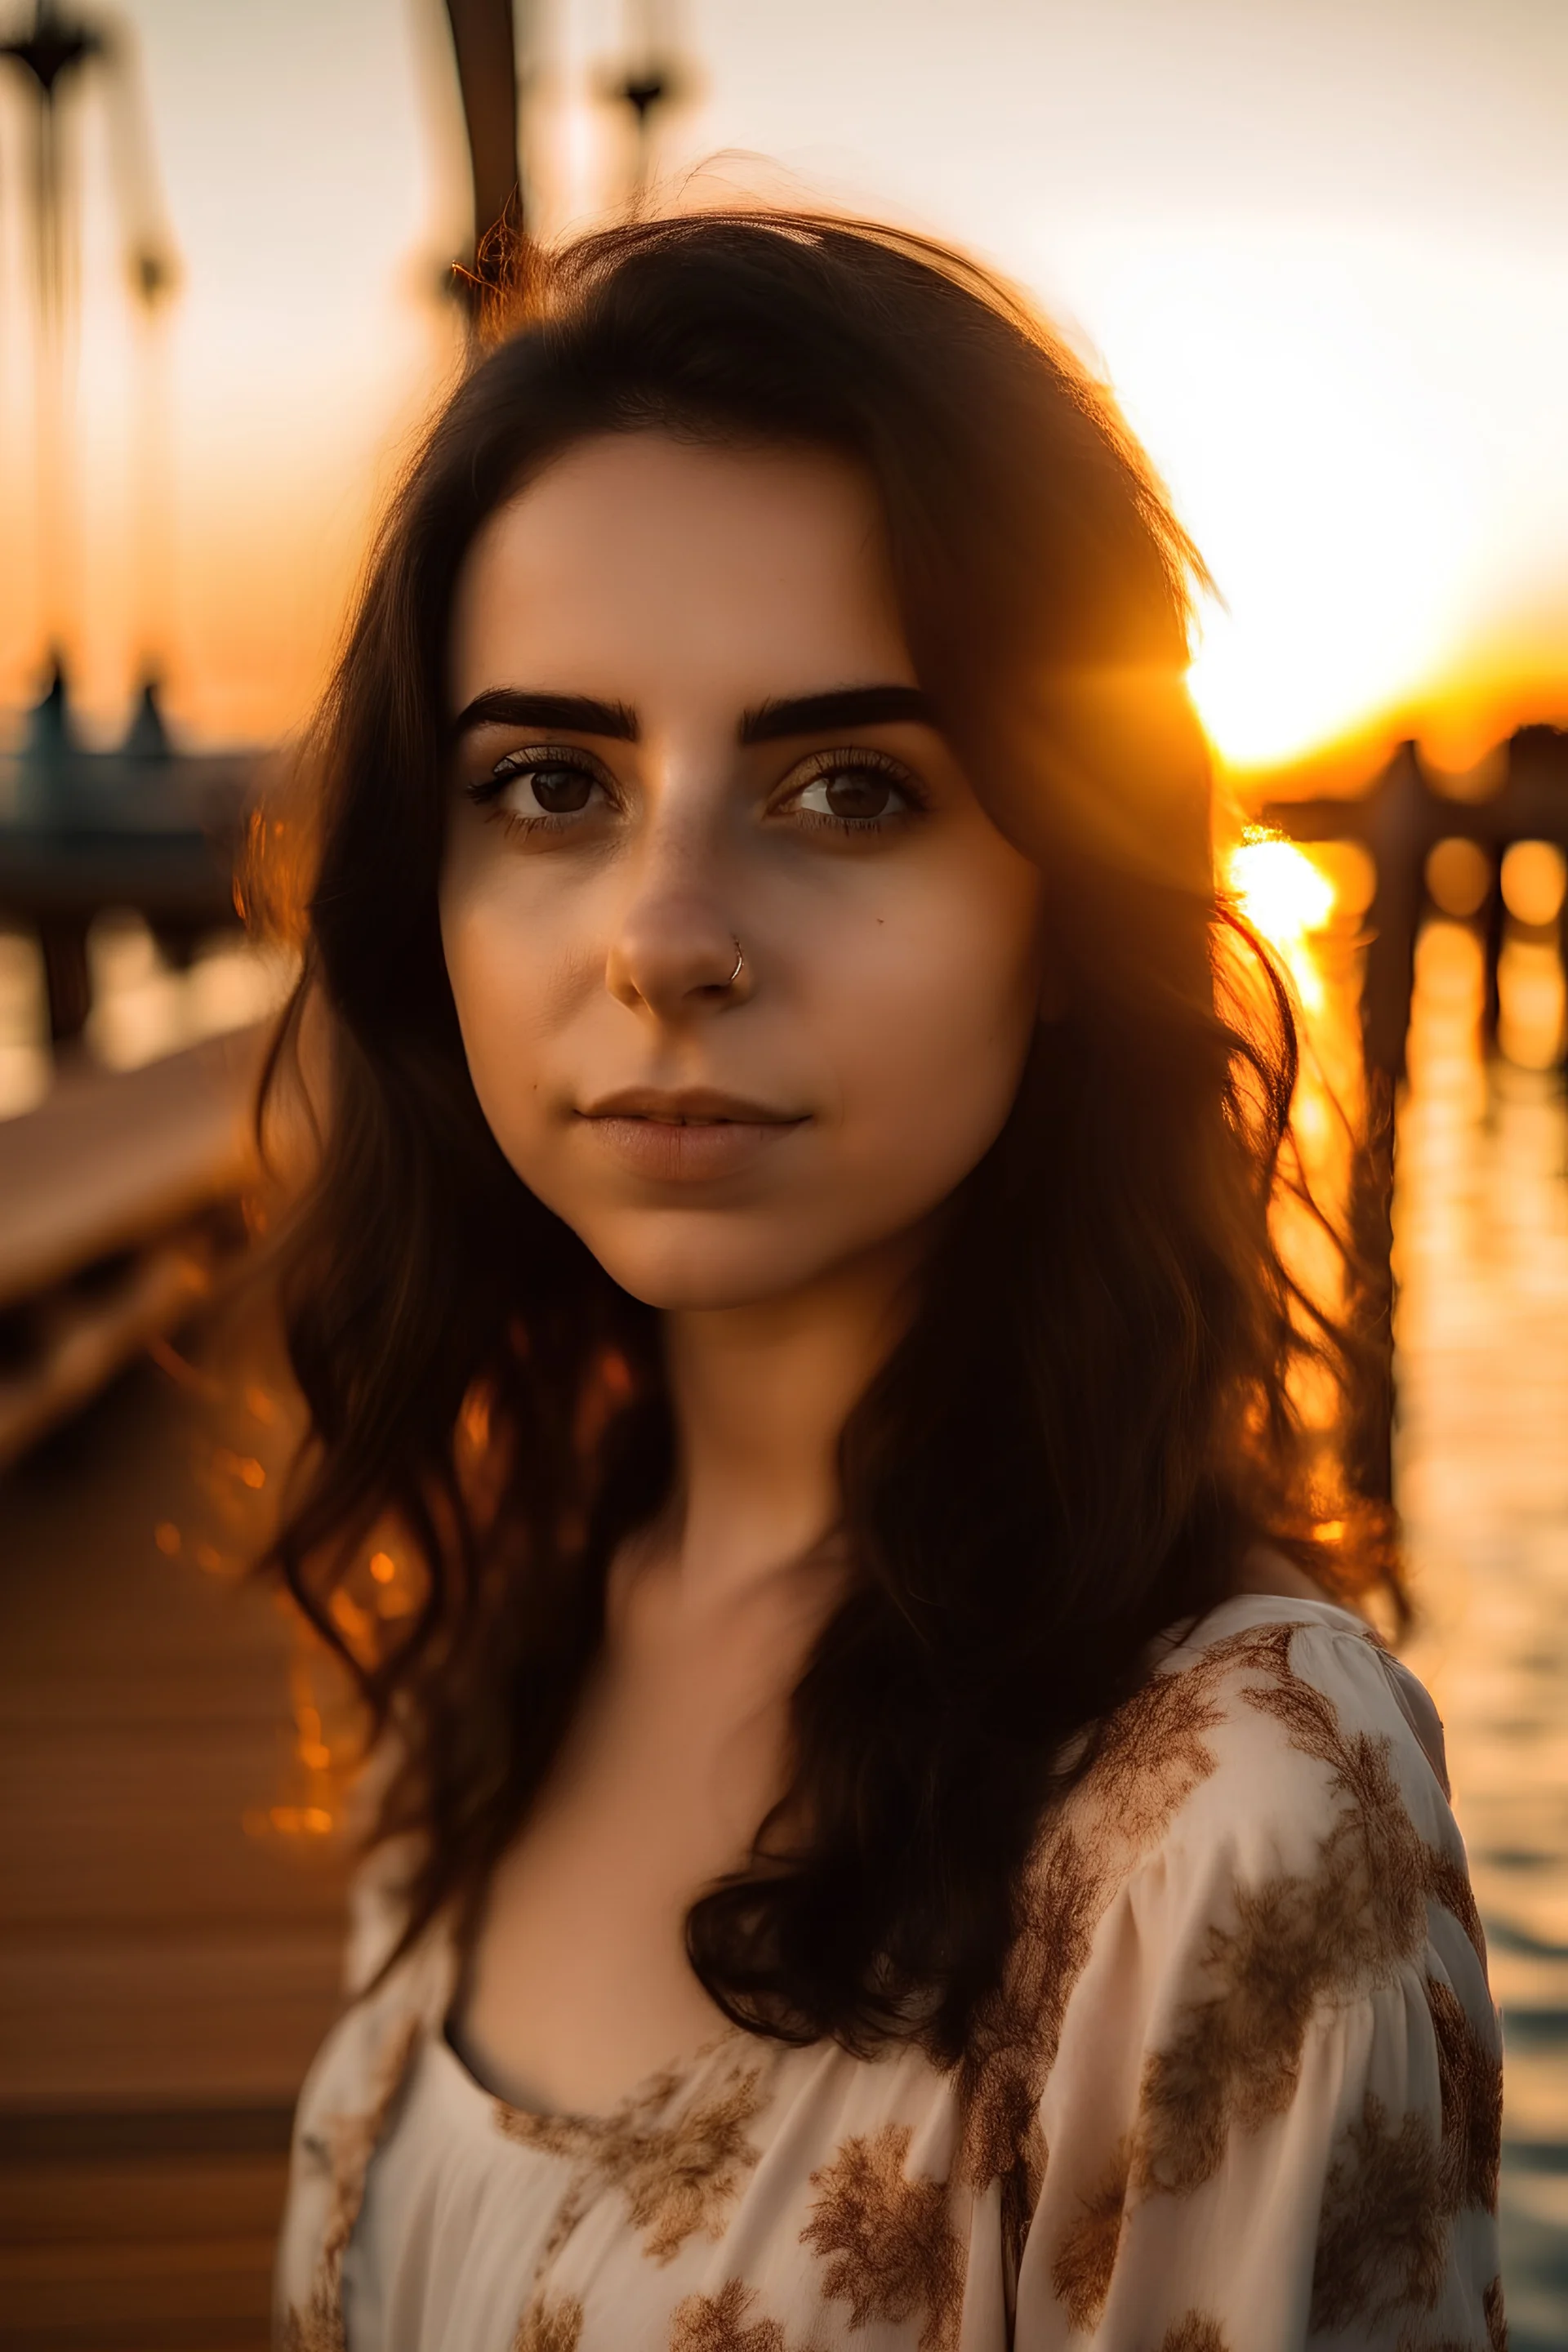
[435,2007,763,2138]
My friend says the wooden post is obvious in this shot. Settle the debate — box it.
[443,0,523,309]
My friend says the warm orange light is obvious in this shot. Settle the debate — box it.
[369,1549,396,1584]
[1500,840,1567,929]
[214,1448,266,1490]
[261,1804,334,1838]
[1499,940,1566,1071]
[329,1589,372,1642]
[154,1521,181,1557]
[1307,840,1377,924]
[1227,832,1337,977]
[1426,838,1492,921]
[459,1386,492,1460]
[1091,232,1529,772]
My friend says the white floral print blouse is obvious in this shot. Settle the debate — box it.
[274,1593,1505,2351]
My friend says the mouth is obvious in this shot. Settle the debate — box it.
[575,1089,809,1181]
[579,1087,805,1126]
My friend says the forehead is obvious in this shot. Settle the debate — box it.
[448,432,914,710]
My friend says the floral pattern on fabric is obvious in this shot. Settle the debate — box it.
[668,2278,820,2352]
[512,2297,586,2352]
[1021,1618,1502,2345]
[275,1595,1504,2351]
[493,2037,773,2270]
[800,2123,964,2350]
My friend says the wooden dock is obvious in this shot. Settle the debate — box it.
[0,1307,350,2350]
[0,1027,268,1470]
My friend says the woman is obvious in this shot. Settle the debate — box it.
[266,211,1501,2350]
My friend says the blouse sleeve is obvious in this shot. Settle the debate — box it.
[1010,1622,1505,2351]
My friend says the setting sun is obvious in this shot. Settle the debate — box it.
[1071,225,1568,774]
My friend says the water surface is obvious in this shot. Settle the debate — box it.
[1396,920,1568,2347]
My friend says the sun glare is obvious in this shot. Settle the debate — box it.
[1079,229,1490,773]
[1228,833,1336,944]
[1227,831,1338,1011]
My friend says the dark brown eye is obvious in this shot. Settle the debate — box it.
[789,760,916,829]
[523,762,594,813]
[808,768,899,822]
[825,771,892,820]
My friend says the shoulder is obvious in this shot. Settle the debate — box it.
[956,1597,1491,2185]
[991,1599,1504,2352]
[1039,1593,1486,2002]
[994,1598,1505,2344]
[1072,1592,1461,1887]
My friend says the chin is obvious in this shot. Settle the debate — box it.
[576,1215,858,1315]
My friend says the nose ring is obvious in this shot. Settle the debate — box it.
[727,938,745,988]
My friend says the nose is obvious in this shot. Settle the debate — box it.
[605,836,751,1022]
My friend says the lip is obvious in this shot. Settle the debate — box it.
[581,1087,804,1124]
[576,1089,809,1183]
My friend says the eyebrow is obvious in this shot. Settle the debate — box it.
[452,682,938,751]
[451,689,639,744]
[738,685,937,744]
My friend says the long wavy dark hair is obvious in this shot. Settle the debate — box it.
[254,208,1396,2063]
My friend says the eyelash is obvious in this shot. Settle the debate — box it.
[779,748,926,834]
[463,744,928,837]
[464,746,611,835]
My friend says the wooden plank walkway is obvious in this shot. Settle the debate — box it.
[0,1028,267,1469]
[0,1307,350,2350]
[0,1028,264,1311]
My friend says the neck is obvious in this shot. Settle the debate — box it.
[657,1231,925,1609]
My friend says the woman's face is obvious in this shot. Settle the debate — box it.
[440,432,1045,1312]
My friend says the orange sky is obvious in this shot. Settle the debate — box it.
[0,0,1564,776]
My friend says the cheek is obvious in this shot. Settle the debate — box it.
[827,892,1043,1205]
[439,877,568,1141]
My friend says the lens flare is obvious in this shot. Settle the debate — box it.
[1226,831,1339,1014]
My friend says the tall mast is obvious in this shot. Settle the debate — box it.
[0,2,179,713]
[442,0,524,316]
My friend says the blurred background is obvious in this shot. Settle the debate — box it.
[0,2,1563,2343]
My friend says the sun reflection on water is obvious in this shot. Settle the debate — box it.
[1231,829,1568,2345]
[1224,829,1372,1533]
[1227,830,1338,1009]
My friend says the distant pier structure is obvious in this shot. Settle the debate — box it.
[1263,723,1568,1503]
[1263,724,1568,1082]
[0,3,259,1040]
[0,666,256,1045]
